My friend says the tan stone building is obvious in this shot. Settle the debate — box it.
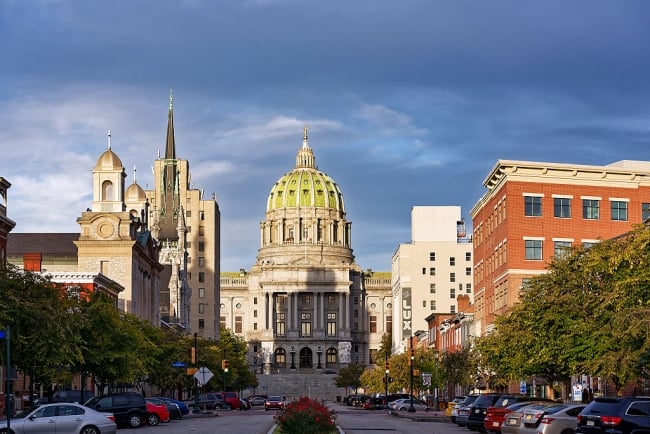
[391,206,473,354]
[0,177,16,262]
[220,127,392,374]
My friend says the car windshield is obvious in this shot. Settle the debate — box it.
[268,396,282,401]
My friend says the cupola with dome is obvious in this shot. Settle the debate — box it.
[258,126,355,266]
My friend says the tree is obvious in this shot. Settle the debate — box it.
[334,362,365,395]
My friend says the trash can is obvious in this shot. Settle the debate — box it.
[336,396,341,402]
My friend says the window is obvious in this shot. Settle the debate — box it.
[326,348,337,365]
[466,283,472,293]
[327,294,335,304]
[525,196,542,216]
[554,197,571,218]
[253,323,257,330]
[643,203,650,221]
[354,310,358,318]
[450,257,456,266]
[386,315,392,333]
[422,268,426,275]
[525,239,543,260]
[185,210,191,218]
[422,300,426,307]
[198,241,205,252]
[450,287,456,298]
[253,297,257,304]
[302,294,312,304]
[186,241,191,248]
[235,316,242,333]
[430,300,436,310]
[369,349,377,364]
[327,316,337,337]
[466,252,471,261]
[198,257,205,267]
[554,241,572,258]
[370,315,377,333]
[220,316,226,328]
[198,319,205,329]
[254,310,258,318]
[429,283,436,293]
[275,348,286,367]
[199,287,205,298]
[583,199,600,219]
[611,200,628,221]
[429,252,436,261]
[200,211,205,221]
[199,226,205,236]
[354,296,359,304]
[198,272,205,282]
[301,313,311,337]
[100,261,109,275]
[198,303,206,314]
[450,305,456,314]
[450,272,456,282]
[465,267,471,276]
[429,267,436,276]
[276,313,286,336]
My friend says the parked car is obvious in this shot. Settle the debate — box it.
[520,403,567,434]
[501,403,554,434]
[467,393,502,431]
[363,397,387,410]
[265,395,285,411]
[0,402,117,434]
[155,396,188,418]
[455,394,480,427]
[186,392,226,410]
[387,398,431,412]
[577,396,650,434]
[220,391,243,410]
[84,391,147,428]
[51,389,96,404]
[247,396,267,406]
[536,404,586,434]
[144,397,171,425]
[484,400,548,433]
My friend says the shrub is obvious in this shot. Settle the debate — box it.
[275,396,337,434]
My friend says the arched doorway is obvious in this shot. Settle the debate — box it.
[326,347,338,368]
[299,347,313,368]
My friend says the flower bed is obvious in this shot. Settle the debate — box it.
[274,396,337,434]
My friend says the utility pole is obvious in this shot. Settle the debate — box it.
[193,333,199,413]
[408,335,415,413]
[384,353,389,404]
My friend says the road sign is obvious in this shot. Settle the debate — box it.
[0,330,5,339]
[422,373,432,386]
[187,367,198,376]
[520,380,527,394]
[194,366,214,385]
[171,361,186,368]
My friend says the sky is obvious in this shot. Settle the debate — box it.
[2,0,650,273]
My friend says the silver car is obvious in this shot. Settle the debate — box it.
[0,402,117,434]
[535,404,586,434]
[388,398,431,412]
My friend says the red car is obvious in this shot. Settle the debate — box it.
[145,398,171,425]
[265,396,285,411]
[484,400,553,433]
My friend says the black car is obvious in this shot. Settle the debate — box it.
[467,393,502,431]
[84,391,147,428]
[156,397,184,420]
[51,389,96,404]
[577,396,650,434]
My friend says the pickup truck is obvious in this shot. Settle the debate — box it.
[186,392,226,410]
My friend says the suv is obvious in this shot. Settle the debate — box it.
[51,389,96,404]
[85,392,147,428]
[221,391,242,410]
[577,396,650,433]
[188,392,226,410]
[467,393,502,431]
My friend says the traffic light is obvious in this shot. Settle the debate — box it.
[385,361,390,371]
[222,359,229,371]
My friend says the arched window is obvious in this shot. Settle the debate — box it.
[102,180,114,201]
[326,347,337,367]
[275,348,286,368]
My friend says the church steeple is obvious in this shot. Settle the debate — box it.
[165,89,176,160]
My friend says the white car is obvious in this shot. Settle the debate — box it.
[0,402,117,434]
[388,398,431,412]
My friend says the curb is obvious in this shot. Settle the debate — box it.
[387,409,450,423]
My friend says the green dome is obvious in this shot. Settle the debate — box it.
[267,168,344,211]
[266,127,345,212]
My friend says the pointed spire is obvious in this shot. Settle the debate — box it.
[303,123,309,148]
[165,89,176,160]
[107,130,112,150]
[133,165,137,184]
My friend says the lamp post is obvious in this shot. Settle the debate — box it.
[316,346,322,369]
[290,346,296,369]
[408,339,416,413]
[193,333,199,413]
[223,349,228,390]
[384,353,389,403]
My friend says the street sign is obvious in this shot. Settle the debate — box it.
[171,361,186,368]
[422,373,432,386]
[187,367,198,376]
[0,330,5,339]
[520,380,527,394]
[194,366,214,385]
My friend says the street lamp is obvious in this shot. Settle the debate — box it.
[316,346,322,369]
[290,346,296,370]
[408,343,416,413]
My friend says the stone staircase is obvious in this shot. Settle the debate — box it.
[243,370,348,402]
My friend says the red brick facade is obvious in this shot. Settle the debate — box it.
[471,160,650,334]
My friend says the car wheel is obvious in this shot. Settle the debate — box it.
[128,413,143,428]
[399,407,406,411]
[80,426,100,434]
[560,430,575,434]
[147,412,160,426]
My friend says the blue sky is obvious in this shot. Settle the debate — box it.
[2,0,650,272]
